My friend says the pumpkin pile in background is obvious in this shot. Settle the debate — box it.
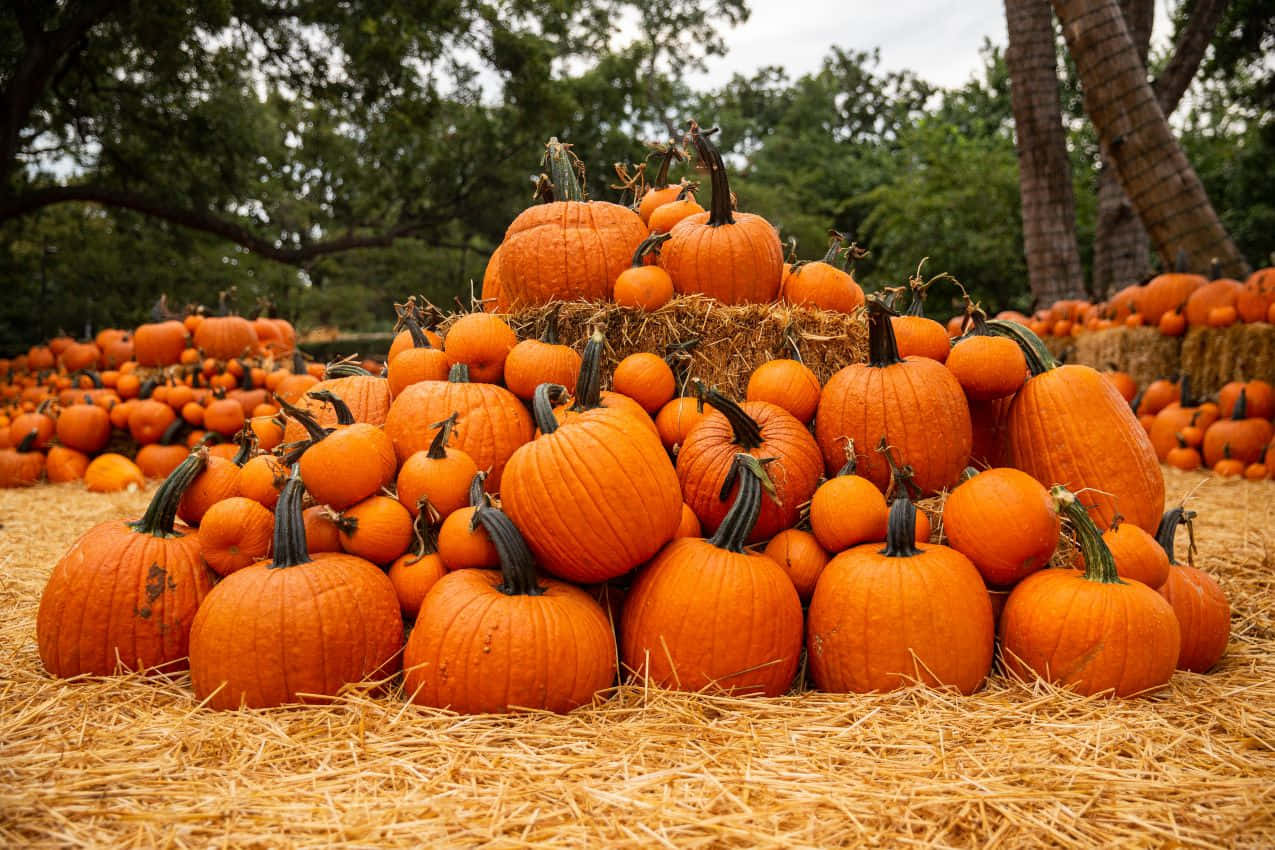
[20,126,1246,713]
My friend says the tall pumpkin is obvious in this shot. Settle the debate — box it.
[37,450,216,676]
[658,121,783,304]
[990,319,1164,533]
[491,138,646,310]
[622,454,804,697]
[501,383,682,584]
[815,300,971,493]
[188,468,403,709]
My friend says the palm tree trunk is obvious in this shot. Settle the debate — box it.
[1004,0,1088,306]
[1053,0,1249,278]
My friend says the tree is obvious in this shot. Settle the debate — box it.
[1052,0,1248,278]
[1004,0,1088,306]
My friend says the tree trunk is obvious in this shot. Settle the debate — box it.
[1053,0,1249,278]
[1004,0,1088,307]
[1092,0,1154,295]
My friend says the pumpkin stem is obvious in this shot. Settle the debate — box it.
[397,302,434,350]
[130,448,209,538]
[686,120,734,227]
[307,389,355,426]
[466,471,490,514]
[158,417,186,447]
[542,137,586,203]
[631,231,672,267]
[694,381,763,450]
[531,384,568,434]
[708,454,776,553]
[865,299,904,368]
[880,491,922,558]
[426,412,460,459]
[540,304,562,344]
[648,140,686,189]
[984,319,1058,376]
[448,362,471,383]
[877,437,920,503]
[836,437,858,477]
[404,509,439,562]
[15,428,39,453]
[269,466,313,569]
[1232,387,1248,420]
[231,428,257,466]
[820,231,847,266]
[1051,486,1123,584]
[324,355,372,378]
[1175,249,1189,273]
[277,395,331,443]
[476,505,545,597]
[570,330,606,412]
[1155,506,1197,567]
[291,351,307,374]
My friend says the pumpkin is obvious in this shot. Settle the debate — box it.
[1140,256,1205,325]
[763,528,830,603]
[816,300,971,493]
[647,185,704,235]
[614,233,675,310]
[443,312,517,384]
[807,484,994,694]
[1156,507,1230,673]
[990,320,1163,533]
[1236,265,1275,323]
[37,450,216,676]
[1101,517,1169,588]
[128,399,177,445]
[134,420,190,479]
[1213,448,1245,477]
[1218,380,1275,420]
[999,486,1180,697]
[678,384,821,543]
[436,473,501,570]
[1184,273,1242,326]
[968,396,1012,469]
[387,513,447,619]
[745,357,821,424]
[384,363,532,492]
[492,138,647,310]
[238,453,286,509]
[279,370,391,443]
[403,500,617,713]
[658,121,783,304]
[1158,309,1187,336]
[891,282,951,362]
[546,332,655,434]
[673,503,701,538]
[781,232,865,313]
[134,320,188,367]
[502,310,581,401]
[945,309,1027,400]
[197,496,274,576]
[808,441,888,553]
[1148,377,1216,460]
[56,400,111,454]
[45,445,89,483]
[1103,368,1138,403]
[10,404,55,450]
[387,301,444,362]
[334,495,413,565]
[189,468,403,709]
[396,413,479,519]
[176,448,245,526]
[612,352,675,415]
[636,143,690,223]
[194,294,259,359]
[622,454,804,696]
[1137,376,1181,416]
[284,391,396,510]
[1165,434,1203,470]
[501,383,682,584]
[655,396,705,451]
[1202,389,1273,467]
[942,467,1059,588]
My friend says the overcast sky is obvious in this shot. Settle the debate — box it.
[688,0,1174,90]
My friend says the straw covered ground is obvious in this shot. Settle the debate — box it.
[442,296,869,398]
[2,471,1274,848]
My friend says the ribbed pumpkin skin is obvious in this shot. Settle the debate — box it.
[384,380,532,492]
[815,357,971,493]
[621,539,803,696]
[678,401,822,542]
[1000,569,1180,697]
[943,469,1059,588]
[1158,564,1229,673]
[806,543,994,694]
[281,376,391,443]
[134,321,188,366]
[194,316,259,360]
[495,201,646,310]
[38,525,213,676]
[502,409,682,584]
[404,569,616,713]
[659,211,783,304]
[1102,523,1170,588]
[1006,365,1164,533]
[189,553,403,710]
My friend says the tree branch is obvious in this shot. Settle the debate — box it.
[1154,0,1230,115]
[0,184,447,265]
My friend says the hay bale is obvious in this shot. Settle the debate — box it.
[1180,324,1275,396]
[1042,334,1076,363]
[1070,327,1182,387]
[442,296,868,398]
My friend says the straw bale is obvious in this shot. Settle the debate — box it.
[1042,334,1076,363]
[1070,327,1183,387]
[440,296,868,398]
[2,472,1275,848]
[1180,324,1275,396]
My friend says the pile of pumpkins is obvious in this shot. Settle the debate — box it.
[33,126,1233,713]
[1134,376,1275,479]
[1022,258,1275,340]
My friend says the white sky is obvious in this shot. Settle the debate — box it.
[688,0,1175,90]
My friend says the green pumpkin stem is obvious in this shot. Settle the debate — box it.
[866,300,904,368]
[277,395,330,443]
[540,304,561,344]
[542,138,586,203]
[307,389,355,426]
[158,417,186,447]
[325,355,372,378]
[1155,506,1197,566]
[687,120,734,227]
[631,231,672,267]
[649,141,685,189]
[821,231,846,265]
[16,428,39,453]
[1051,486,1123,584]
[130,449,209,538]
[448,362,470,383]
[269,466,312,569]
[231,429,256,466]
[1232,388,1248,420]
[708,454,775,553]
[467,471,490,513]
[880,493,922,558]
[292,351,307,374]
[427,412,460,458]
[570,330,605,412]
[696,382,763,450]
[531,384,568,434]
[476,506,545,597]
[984,319,1058,376]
